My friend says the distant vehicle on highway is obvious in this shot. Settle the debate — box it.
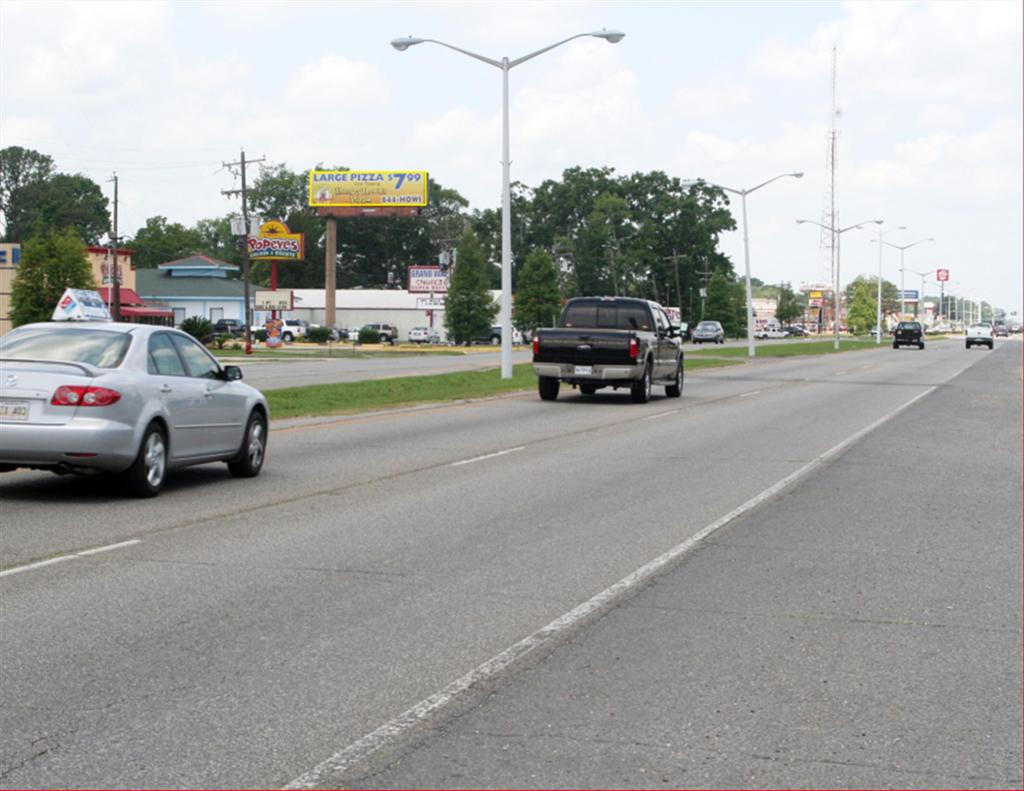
[785,325,808,337]
[993,323,1009,337]
[892,321,925,350]
[691,320,725,344]
[754,325,787,339]
[0,322,268,497]
[532,296,682,403]
[965,323,994,350]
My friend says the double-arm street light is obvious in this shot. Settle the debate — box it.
[906,268,936,323]
[796,218,883,350]
[867,225,906,344]
[883,237,934,321]
[683,173,803,357]
[392,30,626,378]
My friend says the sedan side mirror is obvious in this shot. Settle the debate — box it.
[223,365,243,381]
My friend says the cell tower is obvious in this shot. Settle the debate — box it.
[819,46,840,288]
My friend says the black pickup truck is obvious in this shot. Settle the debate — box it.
[531,297,683,403]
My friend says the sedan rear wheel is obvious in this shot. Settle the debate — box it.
[228,412,267,478]
[123,422,167,498]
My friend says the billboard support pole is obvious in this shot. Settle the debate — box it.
[325,217,337,327]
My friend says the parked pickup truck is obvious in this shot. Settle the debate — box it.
[532,296,683,403]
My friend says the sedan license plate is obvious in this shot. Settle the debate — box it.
[0,399,29,422]
[573,365,593,376]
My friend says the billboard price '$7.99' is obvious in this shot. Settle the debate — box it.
[308,170,429,207]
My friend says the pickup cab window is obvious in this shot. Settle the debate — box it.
[562,303,651,331]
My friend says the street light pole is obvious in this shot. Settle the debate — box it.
[868,226,906,344]
[796,218,883,350]
[683,173,803,357]
[883,237,933,321]
[906,268,936,323]
[392,30,625,378]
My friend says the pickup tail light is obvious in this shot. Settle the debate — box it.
[629,337,639,359]
[51,385,122,407]
[532,336,540,355]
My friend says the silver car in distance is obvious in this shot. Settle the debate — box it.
[0,322,269,497]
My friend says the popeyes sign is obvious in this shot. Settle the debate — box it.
[247,220,304,261]
[936,269,949,282]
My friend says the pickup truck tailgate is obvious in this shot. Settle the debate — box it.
[533,329,636,366]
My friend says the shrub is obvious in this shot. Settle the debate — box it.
[254,329,267,342]
[180,316,214,343]
[306,326,332,343]
[358,326,380,344]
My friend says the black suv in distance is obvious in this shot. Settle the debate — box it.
[892,321,925,350]
[212,318,245,337]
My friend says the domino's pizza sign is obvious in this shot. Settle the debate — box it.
[51,288,112,321]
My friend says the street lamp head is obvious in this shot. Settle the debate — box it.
[391,36,424,51]
[790,172,804,179]
[795,219,809,224]
[593,29,626,43]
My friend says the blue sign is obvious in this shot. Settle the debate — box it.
[900,290,919,301]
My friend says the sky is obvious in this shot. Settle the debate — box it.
[1,0,1021,314]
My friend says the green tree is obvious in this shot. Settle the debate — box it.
[10,229,95,326]
[5,173,110,244]
[775,283,802,325]
[129,216,204,268]
[513,248,562,332]
[846,279,878,334]
[704,271,735,332]
[0,146,55,234]
[444,231,498,344]
[731,280,748,338]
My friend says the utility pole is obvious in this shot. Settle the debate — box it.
[696,266,713,320]
[108,173,121,321]
[664,249,684,317]
[222,149,266,354]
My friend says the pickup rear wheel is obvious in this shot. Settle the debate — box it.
[538,376,560,401]
[665,359,683,398]
[631,363,652,404]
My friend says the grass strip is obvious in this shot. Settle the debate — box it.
[688,339,882,357]
[265,357,743,419]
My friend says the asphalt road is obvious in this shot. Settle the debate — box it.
[0,339,1019,788]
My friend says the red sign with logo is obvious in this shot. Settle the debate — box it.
[936,269,949,282]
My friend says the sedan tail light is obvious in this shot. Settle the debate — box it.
[51,385,122,407]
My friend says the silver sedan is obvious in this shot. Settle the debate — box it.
[0,322,268,497]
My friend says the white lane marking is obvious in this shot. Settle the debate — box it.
[641,409,680,421]
[739,390,762,398]
[0,539,141,579]
[449,446,525,467]
[285,385,938,790]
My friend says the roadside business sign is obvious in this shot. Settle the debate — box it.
[416,296,446,310]
[901,290,919,302]
[254,289,294,311]
[248,220,304,261]
[936,268,950,282]
[408,266,450,294]
[308,170,428,208]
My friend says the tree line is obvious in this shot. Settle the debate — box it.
[2,145,763,333]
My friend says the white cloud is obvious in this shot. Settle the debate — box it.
[671,85,752,117]
[285,54,391,107]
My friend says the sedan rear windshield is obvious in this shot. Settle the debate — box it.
[560,303,652,331]
[0,327,131,368]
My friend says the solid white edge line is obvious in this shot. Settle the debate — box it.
[0,539,142,578]
[284,385,939,790]
[739,390,762,398]
[449,446,525,467]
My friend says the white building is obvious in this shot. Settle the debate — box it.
[273,289,504,342]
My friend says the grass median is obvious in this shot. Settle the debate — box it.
[265,357,741,420]
[689,338,884,357]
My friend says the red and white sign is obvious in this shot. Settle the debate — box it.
[936,269,950,282]
[408,266,450,293]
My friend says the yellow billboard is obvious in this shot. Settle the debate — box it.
[308,170,428,208]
